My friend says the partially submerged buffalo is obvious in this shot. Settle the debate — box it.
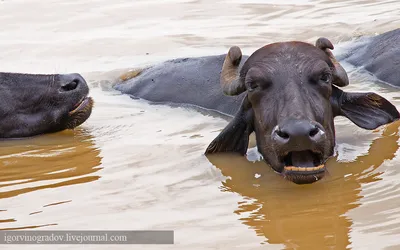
[0,73,93,138]
[115,37,399,184]
[339,28,400,86]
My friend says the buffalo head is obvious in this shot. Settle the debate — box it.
[205,38,399,184]
[0,73,93,138]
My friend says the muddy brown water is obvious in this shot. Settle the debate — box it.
[1,0,400,249]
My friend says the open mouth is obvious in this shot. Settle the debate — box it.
[281,150,326,184]
[69,96,93,116]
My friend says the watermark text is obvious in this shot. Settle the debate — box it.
[0,230,174,244]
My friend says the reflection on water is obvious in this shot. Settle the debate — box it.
[207,121,400,249]
[0,130,102,200]
[0,129,102,230]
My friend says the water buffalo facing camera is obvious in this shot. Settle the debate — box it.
[114,36,400,185]
[205,38,399,184]
[0,72,94,138]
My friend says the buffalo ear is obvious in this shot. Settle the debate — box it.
[205,97,254,155]
[315,37,349,87]
[331,86,400,130]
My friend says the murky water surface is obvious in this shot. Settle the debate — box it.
[1,0,400,249]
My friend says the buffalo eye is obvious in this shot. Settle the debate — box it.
[245,67,269,92]
[320,73,332,83]
[246,80,259,92]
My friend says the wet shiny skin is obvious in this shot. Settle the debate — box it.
[1,0,400,250]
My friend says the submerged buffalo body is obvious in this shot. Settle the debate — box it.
[115,36,399,185]
[116,55,247,116]
[0,73,93,138]
[339,28,400,86]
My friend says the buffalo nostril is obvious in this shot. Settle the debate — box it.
[309,126,320,138]
[61,79,80,92]
[276,129,290,139]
